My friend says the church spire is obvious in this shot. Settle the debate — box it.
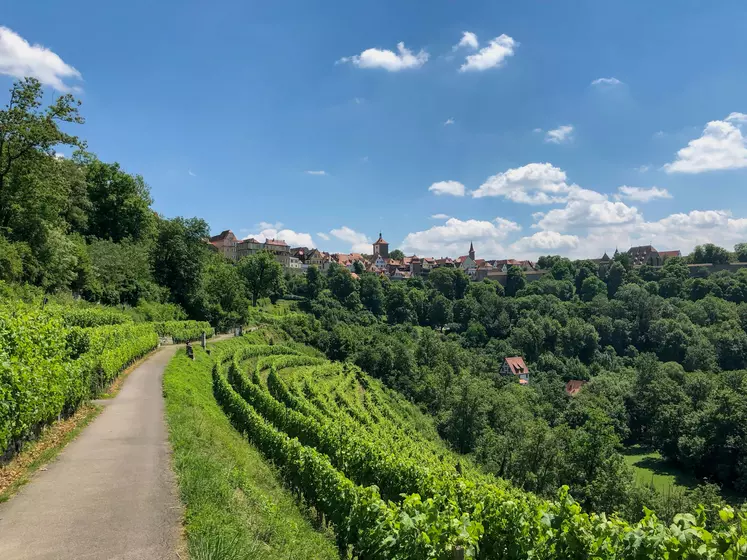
[468,241,475,260]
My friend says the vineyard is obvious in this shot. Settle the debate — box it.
[210,329,747,559]
[0,300,213,456]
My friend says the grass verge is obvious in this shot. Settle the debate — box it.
[0,403,102,502]
[623,445,697,493]
[163,343,340,560]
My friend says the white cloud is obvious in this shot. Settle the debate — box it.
[429,180,466,197]
[726,112,747,124]
[636,165,651,173]
[338,42,428,72]
[53,151,65,160]
[654,130,665,138]
[330,226,371,253]
[510,231,580,253]
[256,221,284,231]
[533,128,543,133]
[453,31,479,51]
[188,169,196,177]
[615,185,672,202]
[0,27,82,91]
[354,97,364,104]
[430,213,450,220]
[591,77,622,86]
[306,170,327,176]
[317,232,330,241]
[533,190,642,232]
[472,162,573,204]
[664,116,747,173]
[444,117,455,126]
[460,34,516,72]
[245,224,314,248]
[402,217,520,257]
[545,125,574,144]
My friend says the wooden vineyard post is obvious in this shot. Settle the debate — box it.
[453,547,465,560]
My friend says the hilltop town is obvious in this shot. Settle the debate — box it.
[208,228,744,286]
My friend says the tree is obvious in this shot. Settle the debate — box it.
[506,265,526,296]
[389,249,405,261]
[238,250,283,307]
[85,159,155,242]
[735,243,747,262]
[606,261,626,297]
[385,283,416,324]
[428,267,470,300]
[197,252,250,328]
[328,266,358,303]
[580,276,606,302]
[305,265,325,299]
[429,294,453,330]
[0,78,84,230]
[690,243,731,265]
[151,217,209,311]
[359,273,384,315]
[353,260,365,274]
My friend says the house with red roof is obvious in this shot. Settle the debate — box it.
[565,380,587,396]
[500,356,529,385]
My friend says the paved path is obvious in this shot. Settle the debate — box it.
[0,346,183,560]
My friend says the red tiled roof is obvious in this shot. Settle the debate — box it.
[265,239,288,247]
[565,379,587,396]
[241,237,260,244]
[659,250,682,258]
[373,234,388,245]
[209,230,234,242]
[504,356,528,375]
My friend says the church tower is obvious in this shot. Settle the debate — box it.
[373,232,389,259]
[468,241,475,261]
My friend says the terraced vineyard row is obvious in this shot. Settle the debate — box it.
[211,333,747,559]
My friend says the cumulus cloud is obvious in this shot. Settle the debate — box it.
[615,186,672,202]
[453,31,479,51]
[337,42,428,71]
[545,125,574,144]
[664,115,747,173]
[306,170,327,176]
[444,117,455,126]
[317,232,330,241]
[428,180,466,197]
[245,223,314,248]
[0,26,82,91]
[430,213,450,220]
[471,163,573,204]
[460,34,516,72]
[510,231,580,253]
[533,188,642,232]
[591,77,622,86]
[402,217,520,257]
[330,226,371,253]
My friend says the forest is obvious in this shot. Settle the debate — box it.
[278,254,747,523]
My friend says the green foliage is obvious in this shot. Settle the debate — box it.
[238,250,284,307]
[208,334,747,559]
[153,320,214,343]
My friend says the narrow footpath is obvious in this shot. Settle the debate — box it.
[0,346,183,560]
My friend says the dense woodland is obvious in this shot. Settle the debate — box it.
[279,255,747,523]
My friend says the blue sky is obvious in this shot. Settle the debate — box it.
[3,0,747,259]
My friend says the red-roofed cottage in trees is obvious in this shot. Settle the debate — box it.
[500,357,529,385]
[565,379,587,396]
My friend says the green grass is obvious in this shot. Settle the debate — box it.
[623,445,698,494]
[163,343,340,560]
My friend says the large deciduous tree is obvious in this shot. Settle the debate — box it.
[238,250,283,307]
